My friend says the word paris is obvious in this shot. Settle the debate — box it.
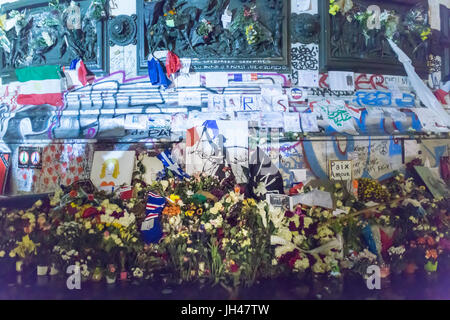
[180,304,270,317]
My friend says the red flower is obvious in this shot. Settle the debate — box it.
[217,228,224,240]
[69,190,78,198]
[230,263,239,273]
[82,207,100,218]
[88,194,95,201]
[288,256,299,269]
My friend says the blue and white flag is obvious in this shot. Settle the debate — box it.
[157,150,190,179]
[141,191,166,244]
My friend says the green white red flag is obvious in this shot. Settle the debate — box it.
[15,65,64,107]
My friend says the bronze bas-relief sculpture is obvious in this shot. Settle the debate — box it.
[140,0,289,72]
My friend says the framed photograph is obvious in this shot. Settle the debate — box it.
[266,192,291,209]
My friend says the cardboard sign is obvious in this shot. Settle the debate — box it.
[329,160,353,181]
[90,151,135,193]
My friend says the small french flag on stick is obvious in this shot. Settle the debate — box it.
[64,59,93,88]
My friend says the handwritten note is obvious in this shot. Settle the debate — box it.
[328,71,355,91]
[175,73,201,87]
[297,70,319,88]
[300,113,319,132]
[284,113,301,132]
[329,160,353,181]
[205,72,229,87]
[295,0,311,12]
[208,94,225,112]
[178,91,202,106]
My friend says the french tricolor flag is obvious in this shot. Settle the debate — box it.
[64,59,93,88]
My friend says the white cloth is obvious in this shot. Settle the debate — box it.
[388,39,450,130]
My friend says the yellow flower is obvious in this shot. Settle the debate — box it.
[9,251,16,258]
[97,224,104,231]
[185,210,194,217]
[0,250,5,258]
[169,194,180,203]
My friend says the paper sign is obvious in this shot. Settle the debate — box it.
[205,72,229,87]
[125,114,148,130]
[171,113,189,132]
[261,112,284,128]
[291,169,307,183]
[141,219,154,231]
[272,95,290,112]
[225,95,242,111]
[90,151,135,193]
[385,109,407,122]
[284,113,301,132]
[260,84,283,97]
[178,91,202,106]
[413,109,450,133]
[329,160,353,181]
[295,0,311,12]
[140,155,164,184]
[236,111,261,126]
[300,113,319,132]
[208,94,225,112]
[241,95,260,111]
[290,189,334,209]
[298,70,319,88]
[175,73,201,87]
[328,71,355,91]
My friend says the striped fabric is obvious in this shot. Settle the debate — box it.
[15,65,64,107]
[141,191,166,244]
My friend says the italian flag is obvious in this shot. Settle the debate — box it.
[15,65,64,107]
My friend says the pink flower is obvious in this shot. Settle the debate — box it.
[104,231,110,239]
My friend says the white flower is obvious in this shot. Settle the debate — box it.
[254,183,267,197]
[210,202,223,215]
[160,180,169,191]
[204,222,213,232]
[133,268,143,278]
[294,257,309,271]
[241,238,251,247]
[274,243,296,259]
